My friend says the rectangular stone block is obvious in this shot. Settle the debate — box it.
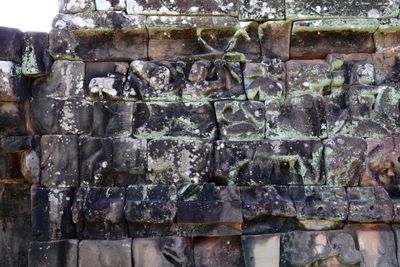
[29,239,78,267]
[215,100,266,140]
[79,240,132,267]
[31,186,75,241]
[132,102,216,140]
[386,187,400,221]
[372,52,400,85]
[92,101,132,137]
[0,136,34,153]
[147,16,260,62]
[59,0,95,13]
[290,20,378,59]
[324,136,367,186]
[50,12,147,61]
[214,140,323,185]
[96,0,126,11]
[259,21,291,61]
[22,32,53,76]
[374,19,400,54]
[132,237,193,267]
[0,102,26,137]
[0,26,23,63]
[0,61,27,101]
[40,135,79,187]
[238,0,284,20]
[148,139,212,184]
[347,186,394,222]
[241,234,281,267]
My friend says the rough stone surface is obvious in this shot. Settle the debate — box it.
[241,234,281,267]
[58,0,95,13]
[96,0,126,11]
[29,240,78,267]
[259,21,291,61]
[22,32,53,76]
[78,240,132,267]
[0,61,27,101]
[0,26,23,63]
[92,101,132,137]
[238,0,285,20]
[0,102,26,137]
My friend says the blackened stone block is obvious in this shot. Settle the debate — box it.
[96,0,126,11]
[324,136,367,186]
[93,101,132,137]
[347,186,394,222]
[214,140,323,185]
[386,187,400,221]
[73,187,127,239]
[259,21,291,61]
[241,234,281,267]
[147,16,260,62]
[50,13,147,61]
[32,60,84,98]
[124,60,185,101]
[0,26,23,63]
[29,240,78,267]
[238,0,284,20]
[291,186,348,222]
[40,135,79,187]
[1,136,33,153]
[29,239,77,267]
[148,139,212,184]
[372,52,400,85]
[194,236,243,267]
[182,60,245,101]
[243,60,285,101]
[22,32,53,76]
[341,53,375,85]
[290,20,378,59]
[281,230,362,266]
[132,237,193,267]
[111,138,147,185]
[58,0,95,13]
[79,137,113,186]
[0,102,26,136]
[215,100,265,140]
[132,102,216,140]
[31,186,75,241]
[0,61,27,101]
[127,0,237,15]
[30,98,60,134]
[79,240,132,267]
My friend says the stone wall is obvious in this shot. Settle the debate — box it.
[2,0,400,266]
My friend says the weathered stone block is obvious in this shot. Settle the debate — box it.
[147,16,260,62]
[132,102,216,140]
[148,139,212,184]
[96,0,126,11]
[281,230,362,266]
[92,101,132,137]
[194,236,243,267]
[342,53,375,85]
[40,135,79,187]
[347,186,393,222]
[127,0,236,15]
[241,234,281,267]
[182,60,245,101]
[32,60,84,98]
[132,237,193,267]
[124,60,185,101]
[243,60,285,101]
[0,102,26,136]
[324,136,367,186]
[259,21,291,61]
[22,32,53,76]
[372,52,400,85]
[31,186,75,241]
[72,187,127,239]
[50,13,147,61]
[58,0,95,13]
[214,140,323,185]
[0,26,23,63]
[0,61,27,101]
[79,240,132,267]
[29,239,78,267]
[215,100,265,140]
[238,0,284,20]
[0,136,34,153]
[290,20,378,59]
[374,19,400,53]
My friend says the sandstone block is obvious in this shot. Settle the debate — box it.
[241,234,281,267]
[259,21,291,60]
[0,26,23,63]
[95,0,126,11]
[58,0,95,13]
[238,0,285,20]
[22,32,53,76]
[92,101,132,137]
[0,102,26,136]
[29,239,78,267]
[0,61,27,101]
[79,240,132,267]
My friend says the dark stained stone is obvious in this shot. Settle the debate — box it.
[92,101,132,137]
[290,20,378,59]
[241,234,281,267]
[0,61,27,101]
[342,53,375,85]
[291,186,348,222]
[324,136,367,186]
[132,237,194,267]
[347,186,394,222]
[0,102,26,137]
[215,100,266,140]
[78,240,132,267]
[132,102,216,140]
[243,60,285,101]
[259,21,291,61]
[0,136,34,153]
[238,0,285,20]
[32,60,85,98]
[72,187,127,239]
[40,135,79,188]
[194,236,243,267]
[148,139,212,184]
[127,0,237,16]
[372,52,400,85]
[28,239,78,267]
[0,26,23,63]
[281,230,362,266]
[213,140,323,185]
[22,32,53,76]
[124,60,185,101]
[31,186,75,241]
[58,0,95,13]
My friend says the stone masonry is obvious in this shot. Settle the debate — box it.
[2,0,400,266]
